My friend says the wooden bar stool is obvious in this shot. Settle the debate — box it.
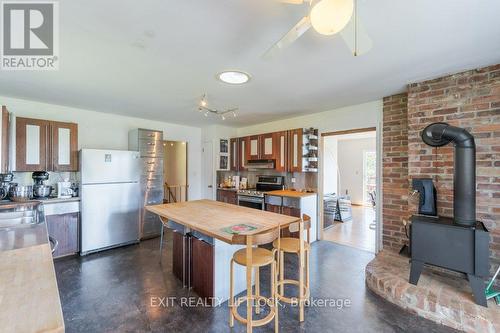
[229,228,280,333]
[273,214,311,322]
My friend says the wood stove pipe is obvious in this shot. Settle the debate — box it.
[421,122,476,226]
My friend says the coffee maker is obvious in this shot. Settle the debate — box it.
[32,171,52,199]
[0,173,14,200]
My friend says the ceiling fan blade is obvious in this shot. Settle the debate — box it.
[263,16,311,58]
[339,17,372,56]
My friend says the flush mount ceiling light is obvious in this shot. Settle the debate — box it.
[197,93,238,121]
[217,71,251,85]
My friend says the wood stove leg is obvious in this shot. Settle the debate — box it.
[467,274,487,307]
[409,260,424,285]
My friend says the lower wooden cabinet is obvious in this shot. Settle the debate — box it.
[216,189,238,205]
[46,212,79,258]
[266,204,281,214]
[172,232,214,299]
[191,237,214,299]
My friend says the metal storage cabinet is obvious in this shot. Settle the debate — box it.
[129,129,164,239]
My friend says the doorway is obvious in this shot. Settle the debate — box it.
[321,128,377,253]
[163,140,188,203]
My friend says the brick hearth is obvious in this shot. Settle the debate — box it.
[366,252,500,332]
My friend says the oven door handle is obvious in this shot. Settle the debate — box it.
[237,196,264,204]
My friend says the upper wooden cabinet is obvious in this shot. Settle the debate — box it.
[246,133,277,161]
[275,131,288,172]
[288,128,303,173]
[16,117,78,172]
[260,132,276,160]
[247,135,260,161]
[239,136,248,171]
[51,121,78,171]
[230,138,239,171]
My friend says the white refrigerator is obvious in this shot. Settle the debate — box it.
[80,149,141,255]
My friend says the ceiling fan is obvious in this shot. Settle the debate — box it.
[264,0,372,58]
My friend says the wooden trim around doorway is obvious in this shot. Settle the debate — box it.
[321,127,376,137]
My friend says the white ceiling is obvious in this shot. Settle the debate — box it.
[1,0,499,127]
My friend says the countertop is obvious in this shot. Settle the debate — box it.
[37,196,81,204]
[0,243,65,333]
[146,199,300,244]
[265,190,317,198]
[217,187,238,192]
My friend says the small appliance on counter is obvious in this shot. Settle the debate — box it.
[57,180,73,199]
[9,184,33,202]
[0,173,14,200]
[32,171,53,199]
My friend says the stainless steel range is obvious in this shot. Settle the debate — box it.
[237,176,284,210]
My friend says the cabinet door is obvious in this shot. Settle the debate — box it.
[275,131,288,172]
[260,133,275,160]
[230,138,238,171]
[46,212,80,258]
[51,121,78,171]
[288,128,303,172]
[247,135,260,161]
[1,106,9,173]
[172,231,189,283]
[281,206,301,238]
[238,137,248,171]
[266,203,281,214]
[15,117,49,171]
[228,191,238,205]
[191,237,214,299]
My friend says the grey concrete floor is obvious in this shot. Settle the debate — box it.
[54,231,457,333]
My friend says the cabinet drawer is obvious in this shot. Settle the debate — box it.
[283,197,301,209]
[138,130,163,141]
[139,139,164,157]
[143,190,164,204]
[265,195,282,206]
[142,158,163,174]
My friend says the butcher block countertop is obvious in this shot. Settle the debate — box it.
[146,199,300,244]
[0,243,65,333]
[266,190,317,198]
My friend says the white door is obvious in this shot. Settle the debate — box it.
[202,141,214,199]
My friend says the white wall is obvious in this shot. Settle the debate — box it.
[337,137,376,205]
[236,100,381,136]
[323,136,338,195]
[201,125,237,199]
[1,96,203,200]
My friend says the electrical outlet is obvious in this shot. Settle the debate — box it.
[291,177,296,183]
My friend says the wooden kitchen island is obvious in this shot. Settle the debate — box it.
[146,200,301,303]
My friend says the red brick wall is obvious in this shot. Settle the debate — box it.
[407,64,500,279]
[382,93,410,251]
[382,63,500,282]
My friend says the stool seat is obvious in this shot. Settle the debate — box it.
[273,237,310,253]
[233,247,275,267]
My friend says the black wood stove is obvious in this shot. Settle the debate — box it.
[409,123,490,307]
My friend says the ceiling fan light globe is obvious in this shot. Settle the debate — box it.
[310,0,354,36]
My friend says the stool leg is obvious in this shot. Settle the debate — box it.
[306,249,310,304]
[279,251,284,295]
[255,267,260,314]
[272,260,278,333]
[229,259,234,328]
[246,238,253,333]
[159,223,164,263]
[298,252,304,322]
